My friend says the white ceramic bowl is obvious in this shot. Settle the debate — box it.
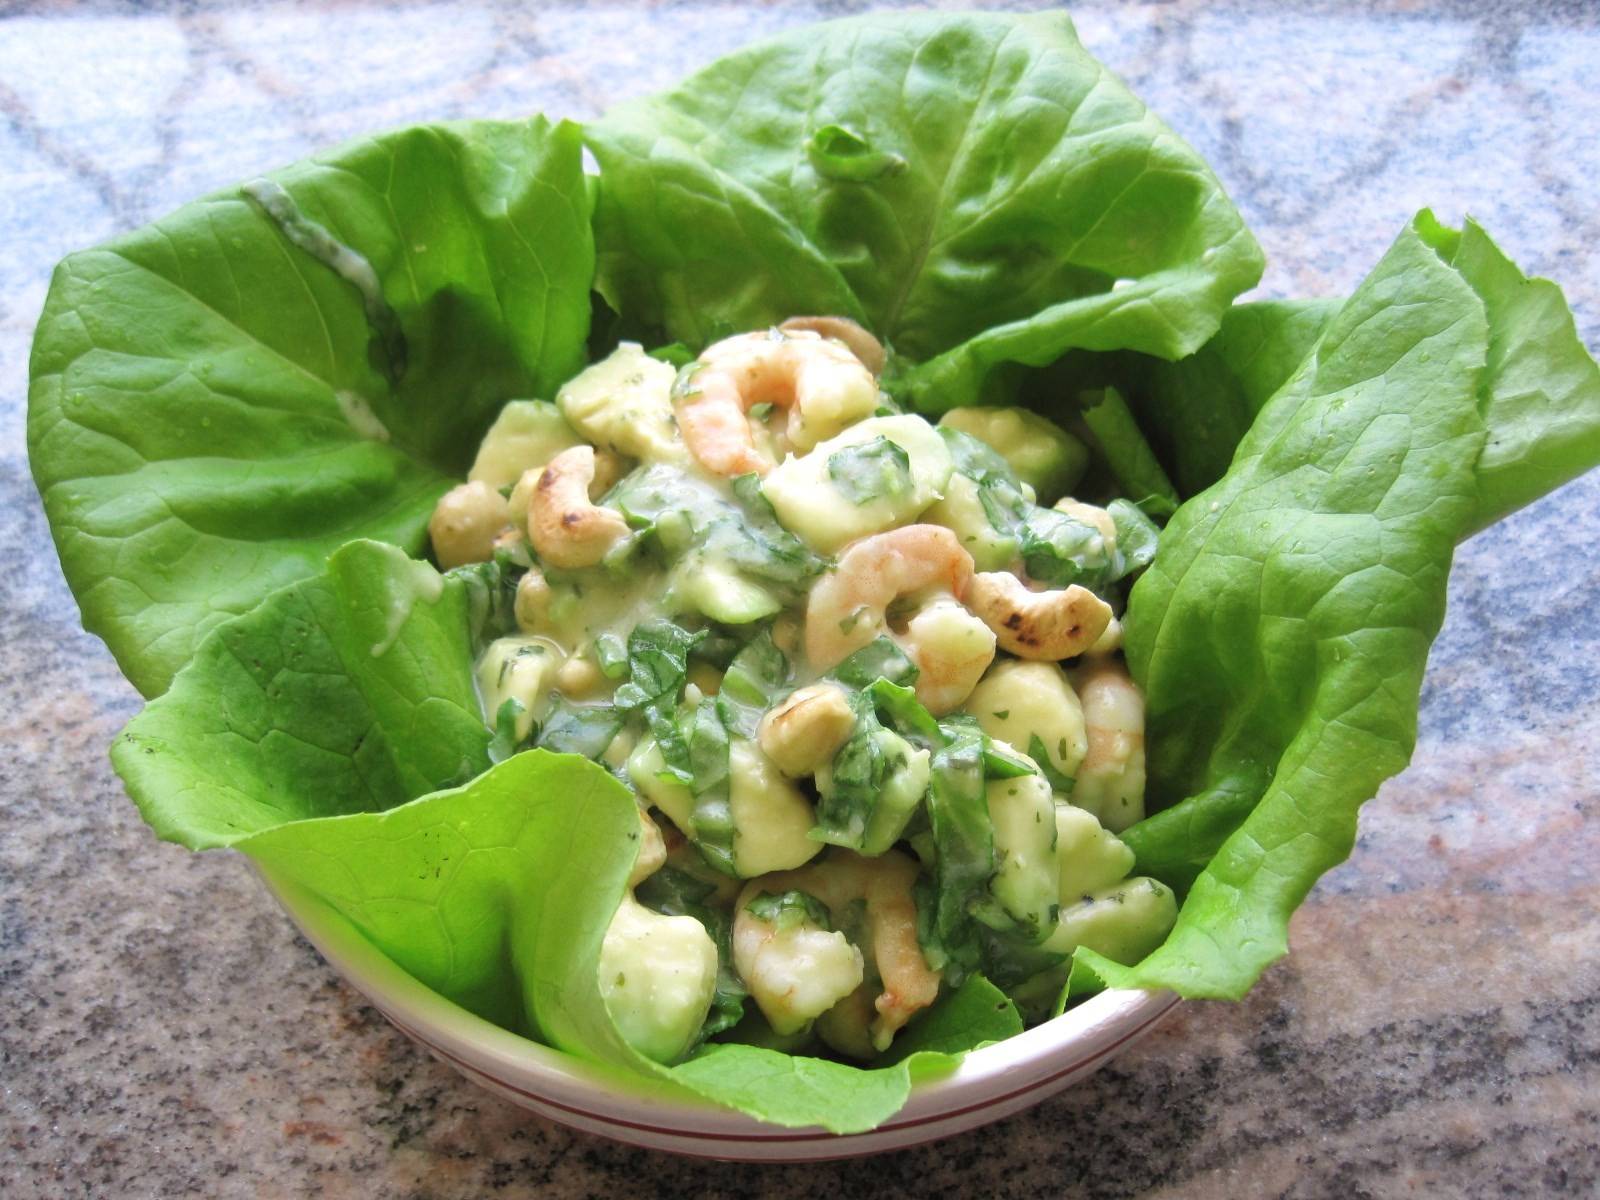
[258,865,1179,1161]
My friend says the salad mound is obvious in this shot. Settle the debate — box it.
[431,320,1178,1065]
[30,11,1600,1132]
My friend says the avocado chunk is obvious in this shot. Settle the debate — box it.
[468,400,582,489]
[557,343,687,465]
[939,406,1089,503]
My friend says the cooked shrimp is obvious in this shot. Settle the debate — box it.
[805,525,975,670]
[675,328,880,476]
[778,316,887,377]
[1071,658,1146,832]
[528,445,630,570]
[737,849,940,1050]
[733,882,864,1036]
[900,599,996,715]
[964,571,1113,661]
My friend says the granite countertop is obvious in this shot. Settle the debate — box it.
[3,1,1597,1195]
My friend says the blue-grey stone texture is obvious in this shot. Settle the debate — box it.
[2,1,1596,1196]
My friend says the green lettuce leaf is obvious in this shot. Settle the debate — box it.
[1414,213,1600,533]
[1102,216,1600,517]
[1120,298,1341,497]
[1096,211,1600,999]
[245,752,638,1035]
[587,10,1262,408]
[111,540,493,848]
[29,117,594,696]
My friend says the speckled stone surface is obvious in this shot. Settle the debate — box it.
[3,1,1597,1196]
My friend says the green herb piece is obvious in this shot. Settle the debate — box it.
[1028,735,1077,794]
[830,637,919,690]
[920,725,992,977]
[685,701,735,875]
[743,889,834,931]
[715,631,789,739]
[827,436,914,505]
[594,633,630,680]
[534,702,624,760]
[1107,499,1161,575]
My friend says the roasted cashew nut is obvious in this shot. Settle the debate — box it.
[528,445,630,570]
[964,571,1113,661]
[778,315,887,377]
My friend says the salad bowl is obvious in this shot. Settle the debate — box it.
[260,863,1178,1160]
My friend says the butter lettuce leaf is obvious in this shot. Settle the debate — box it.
[1114,298,1341,497]
[1415,214,1600,533]
[112,540,493,848]
[29,118,593,696]
[244,752,638,1035]
[1101,216,1600,516]
[1094,212,1600,998]
[587,10,1262,408]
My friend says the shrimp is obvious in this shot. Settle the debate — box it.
[805,525,974,669]
[735,849,941,1050]
[732,882,864,1037]
[1070,658,1146,832]
[964,571,1113,661]
[675,328,880,476]
[778,315,887,377]
[527,445,630,570]
[901,599,997,715]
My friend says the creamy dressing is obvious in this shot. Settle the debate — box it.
[542,567,674,653]
[370,558,445,658]
[241,177,407,381]
[336,390,391,443]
